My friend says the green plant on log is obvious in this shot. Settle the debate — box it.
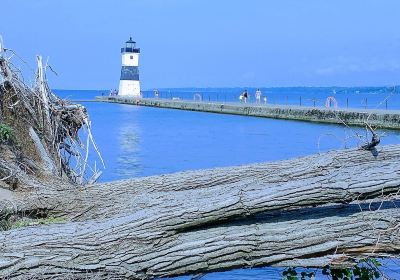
[282,258,382,280]
[0,124,13,142]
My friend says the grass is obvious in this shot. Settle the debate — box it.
[11,216,66,229]
[0,216,67,231]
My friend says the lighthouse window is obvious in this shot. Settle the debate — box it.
[130,55,133,59]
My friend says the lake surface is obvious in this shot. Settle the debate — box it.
[56,88,400,279]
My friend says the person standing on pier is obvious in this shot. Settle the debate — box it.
[255,88,262,104]
[243,90,248,103]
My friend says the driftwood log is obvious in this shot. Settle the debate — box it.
[1,145,400,279]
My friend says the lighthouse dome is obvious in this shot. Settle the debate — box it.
[121,37,140,53]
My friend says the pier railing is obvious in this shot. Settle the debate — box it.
[139,91,399,111]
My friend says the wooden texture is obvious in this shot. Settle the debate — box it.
[0,145,399,278]
[0,205,399,279]
[12,145,400,223]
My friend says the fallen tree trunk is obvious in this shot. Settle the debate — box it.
[0,201,399,279]
[5,144,400,226]
[0,145,399,278]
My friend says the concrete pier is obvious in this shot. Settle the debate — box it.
[96,96,400,130]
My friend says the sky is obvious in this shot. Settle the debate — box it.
[1,0,400,90]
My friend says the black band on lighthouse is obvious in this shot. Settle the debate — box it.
[120,66,139,80]
[121,47,140,54]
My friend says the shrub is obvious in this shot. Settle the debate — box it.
[0,124,13,142]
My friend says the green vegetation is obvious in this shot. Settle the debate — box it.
[321,259,382,280]
[0,124,13,142]
[1,216,66,231]
[11,216,66,229]
[282,258,382,280]
[282,267,315,280]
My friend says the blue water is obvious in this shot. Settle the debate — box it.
[55,88,400,181]
[55,88,400,279]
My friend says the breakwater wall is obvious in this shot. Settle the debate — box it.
[97,96,400,130]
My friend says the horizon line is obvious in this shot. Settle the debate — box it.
[52,85,400,92]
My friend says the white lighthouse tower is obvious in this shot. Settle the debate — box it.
[118,37,141,97]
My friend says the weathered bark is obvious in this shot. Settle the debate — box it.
[0,201,399,279]
[7,144,400,226]
[0,145,399,278]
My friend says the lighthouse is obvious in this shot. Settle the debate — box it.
[118,37,141,97]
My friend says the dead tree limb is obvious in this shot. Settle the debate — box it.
[0,38,103,185]
[361,123,381,151]
[0,201,399,279]
[7,144,400,225]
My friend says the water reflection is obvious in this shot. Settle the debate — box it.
[115,105,143,178]
[116,124,142,177]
